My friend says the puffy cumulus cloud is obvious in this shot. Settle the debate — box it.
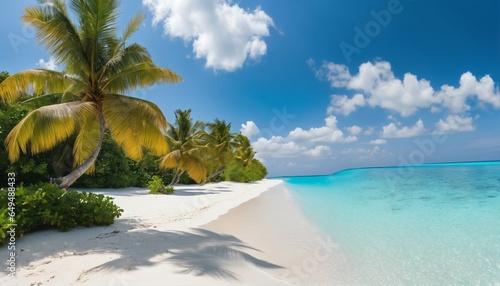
[251,116,355,159]
[252,136,306,158]
[240,121,260,138]
[37,57,57,70]
[288,115,357,144]
[369,139,387,145]
[318,60,500,116]
[348,61,436,116]
[305,145,332,157]
[363,127,375,135]
[438,72,500,112]
[381,119,425,138]
[434,115,475,134]
[143,0,274,71]
[327,94,366,116]
[317,61,352,88]
[347,125,362,136]
[252,136,333,159]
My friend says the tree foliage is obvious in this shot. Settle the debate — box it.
[0,183,123,244]
[0,0,181,188]
[160,109,207,185]
[1,87,267,187]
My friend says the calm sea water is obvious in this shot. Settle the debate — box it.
[283,161,500,285]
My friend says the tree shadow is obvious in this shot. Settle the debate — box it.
[75,187,149,197]
[173,188,232,196]
[3,226,282,283]
[82,187,233,197]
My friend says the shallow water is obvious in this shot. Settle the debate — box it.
[284,161,500,285]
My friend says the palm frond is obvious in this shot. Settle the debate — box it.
[5,101,96,162]
[159,150,181,168]
[72,0,119,73]
[73,107,100,173]
[21,93,64,108]
[0,70,78,103]
[101,62,181,93]
[102,94,169,160]
[180,149,207,184]
[122,11,146,43]
[100,43,152,82]
[23,2,89,74]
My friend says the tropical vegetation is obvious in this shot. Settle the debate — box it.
[0,0,268,245]
[147,175,175,195]
[160,109,207,186]
[0,1,267,190]
[0,100,267,188]
[0,0,181,188]
[0,183,123,245]
[0,0,267,244]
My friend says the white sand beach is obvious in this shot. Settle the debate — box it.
[0,180,338,285]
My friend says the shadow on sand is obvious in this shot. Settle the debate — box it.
[6,225,282,283]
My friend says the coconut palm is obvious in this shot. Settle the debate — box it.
[160,109,206,185]
[233,134,255,167]
[0,0,181,188]
[204,119,238,181]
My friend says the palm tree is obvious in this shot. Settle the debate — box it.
[0,0,181,188]
[204,119,238,181]
[233,134,255,167]
[160,109,206,185]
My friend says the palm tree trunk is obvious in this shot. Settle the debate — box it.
[169,168,180,186]
[169,168,185,186]
[174,170,185,185]
[51,110,105,189]
[207,167,225,181]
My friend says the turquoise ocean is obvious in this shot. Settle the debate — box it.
[282,161,500,285]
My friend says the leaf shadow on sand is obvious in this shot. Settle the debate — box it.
[5,224,283,283]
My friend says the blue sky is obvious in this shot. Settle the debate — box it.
[1,0,499,176]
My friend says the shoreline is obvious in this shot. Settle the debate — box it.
[202,183,344,285]
[0,179,323,285]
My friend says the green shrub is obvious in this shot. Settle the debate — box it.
[223,159,268,183]
[0,183,123,244]
[147,176,175,195]
[245,159,268,181]
[223,161,250,182]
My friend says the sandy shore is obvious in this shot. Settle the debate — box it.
[0,179,336,285]
[203,184,345,285]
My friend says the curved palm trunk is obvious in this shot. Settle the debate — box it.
[207,167,225,181]
[51,110,105,189]
[169,168,185,186]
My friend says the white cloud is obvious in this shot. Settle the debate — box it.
[369,139,387,145]
[305,145,332,157]
[381,119,425,138]
[251,115,355,159]
[240,121,260,138]
[438,72,500,112]
[252,136,333,159]
[327,94,366,116]
[252,136,305,158]
[319,60,500,116]
[37,57,57,70]
[143,0,274,71]
[434,115,475,134]
[288,115,357,144]
[347,125,362,136]
[318,61,352,88]
[348,61,437,117]
[363,127,375,135]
